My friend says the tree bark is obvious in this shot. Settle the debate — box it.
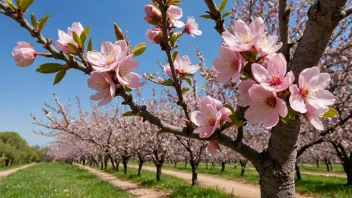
[295,163,301,181]
[138,161,144,176]
[115,159,120,172]
[221,161,226,172]
[100,160,104,170]
[110,158,115,170]
[325,161,330,172]
[329,162,333,171]
[174,161,177,168]
[343,162,352,185]
[191,163,198,186]
[156,164,162,181]
[316,160,320,168]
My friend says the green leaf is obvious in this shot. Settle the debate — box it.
[80,26,90,44]
[122,111,135,117]
[229,114,244,127]
[132,42,147,57]
[223,11,232,18]
[53,69,66,85]
[224,104,235,113]
[113,22,124,41]
[282,107,296,123]
[200,14,212,19]
[180,76,192,87]
[170,0,181,6]
[67,43,79,53]
[36,14,50,32]
[6,0,18,9]
[321,107,338,118]
[181,87,190,94]
[162,78,173,86]
[124,86,132,92]
[19,0,34,12]
[171,50,178,62]
[72,32,82,47]
[218,0,228,12]
[30,13,37,27]
[87,38,93,51]
[36,63,65,74]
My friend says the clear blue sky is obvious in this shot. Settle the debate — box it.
[0,0,230,146]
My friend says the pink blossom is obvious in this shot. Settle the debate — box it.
[146,28,163,44]
[167,5,185,28]
[219,107,232,123]
[238,79,257,107]
[208,141,218,154]
[190,96,222,138]
[221,17,264,52]
[213,46,244,83]
[163,55,200,77]
[56,22,84,54]
[185,16,202,37]
[144,4,162,24]
[116,55,144,89]
[87,41,128,72]
[251,53,294,92]
[88,71,116,106]
[12,41,36,67]
[245,85,288,128]
[254,35,283,56]
[289,67,335,115]
[306,105,329,130]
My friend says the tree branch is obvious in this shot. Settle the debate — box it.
[344,6,352,18]
[278,0,291,61]
[203,0,226,34]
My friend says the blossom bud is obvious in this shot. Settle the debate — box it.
[146,28,163,44]
[144,5,161,25]
[12,41,36,67]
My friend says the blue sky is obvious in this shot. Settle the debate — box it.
[0,0,231,146]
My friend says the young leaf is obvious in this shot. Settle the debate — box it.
[321,106,338,118]
[180,76,192,87]
[80,26,90,44]
[171,50,178,62]
[181,87,190,93]
[87,38,93,51]
[228,114,244,127]
[132,42,147,57]
[19,0,34,12]
[53,69,66,85]
[223,11,232,18]
[36,14,50,32]
[30,13,37,27]
[170,0,181,6]
[122,111,135,117]
[6,0,18,10]
[162,78,174,86]
[113,22,124,41]
[67,43,79,53]
[223,104,235,113]
[219,0,228,12]
[200,14,212,19]
[72,32,82,47]
[36,63,65,74]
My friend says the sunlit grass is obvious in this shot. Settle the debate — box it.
[0,162,133,198]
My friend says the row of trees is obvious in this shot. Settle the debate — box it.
[0,132,52,167]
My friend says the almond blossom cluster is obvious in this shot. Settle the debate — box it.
[144,3,202,44]
[209,17,335,130]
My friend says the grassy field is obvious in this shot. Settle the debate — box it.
[106,167,232,198]
[138,162,351,198]
[298,163,345,174]
[0,162,133,198]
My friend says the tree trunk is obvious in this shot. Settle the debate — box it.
[325,161,330,172]
[174,161,177,168]
[316,160,319,168]
[329,162,333,171]
[258,119,301,197]
[240,160,248,177]
[104,157,108,170]
[241,165,246,177]
[205,160,208,169]
[343,162,352,185]
[138,161,144,176]
[190,161,198,186]
[123,161,128,175]
[110,158,115,170]
[221,161,225,172]
[184,160,188,169]
[295,163,301,181]
[211,161,215,170]
[156,164,162,181]
[115,159,120,172]
[100,160,104,170]
[82,159,86,165]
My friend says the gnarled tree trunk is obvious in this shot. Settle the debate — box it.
[295,162,301,181]
[138,161,144,176]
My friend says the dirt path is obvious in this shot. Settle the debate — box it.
[134,165,312,198]
[76,164,170,198]
[0,164,35,178]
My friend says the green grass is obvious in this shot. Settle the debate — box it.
[298,163,345,174]
[144,162,351,198]
[0,162,133,198]
[106,166,232,198]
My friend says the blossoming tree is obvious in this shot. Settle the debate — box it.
[1,0,352,197]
